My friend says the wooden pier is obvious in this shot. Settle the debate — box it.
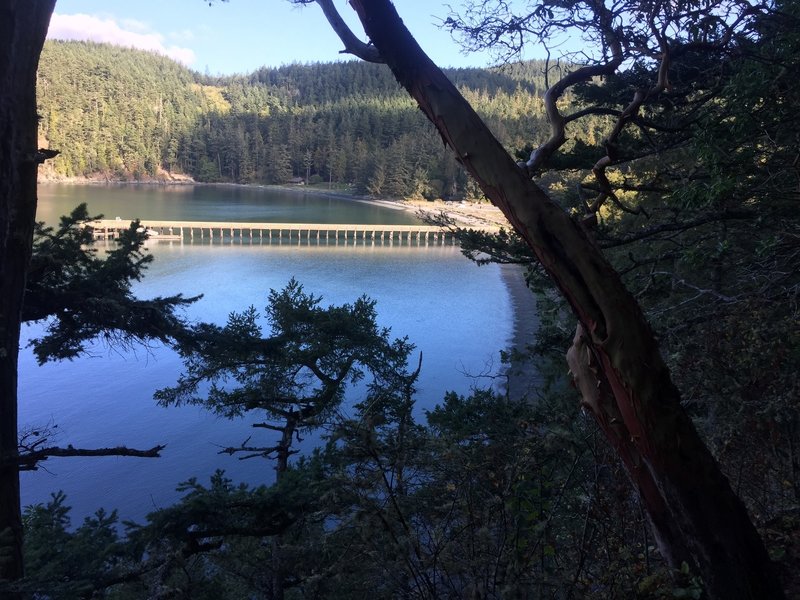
[87,219,455,245]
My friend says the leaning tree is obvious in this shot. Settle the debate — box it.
[298,0,789,597]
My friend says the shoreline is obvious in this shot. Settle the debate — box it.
[499,263,541,401]
[38,178,509,230]
[39,179,534,395]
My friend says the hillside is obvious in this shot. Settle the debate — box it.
[36,40,584,198]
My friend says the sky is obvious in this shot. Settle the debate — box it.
[46,0,503,75]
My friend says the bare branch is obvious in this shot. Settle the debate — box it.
[520,1,624,174]
[315,0,383,63]
[18,444,165,471]
[598,210,754,248]
[218,441,300,461]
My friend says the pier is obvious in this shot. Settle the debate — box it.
[87,219,455,245]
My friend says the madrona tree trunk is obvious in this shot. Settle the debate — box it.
[339,2,784,598]
[0,0,56,584]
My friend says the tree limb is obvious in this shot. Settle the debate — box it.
[598,210,754,248]
[314,0,383,63]
[520,1,624,174]
[339,2,785,596]
[18,444,165,471]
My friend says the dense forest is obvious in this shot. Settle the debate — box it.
[36,40,595,198]
[1,0,796,597]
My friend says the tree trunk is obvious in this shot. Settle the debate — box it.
[346,2,784,598]
[271,419,294,600]
[0,0,56,584]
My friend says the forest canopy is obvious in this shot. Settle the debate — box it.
[2,0,795,597]
[36,40,598,198]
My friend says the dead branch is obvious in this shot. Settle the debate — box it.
[18,444,165,471]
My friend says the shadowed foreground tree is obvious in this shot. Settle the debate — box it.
[1,202,198,592]
[156,279,416,600]
[1,8,195,576]
[302,0,789,597]
[0,0,57,584]
[0,205,203,596]
[12,205,198,491]
[16,281,417,599]
[2,0,793,594]
[24,203,197,363]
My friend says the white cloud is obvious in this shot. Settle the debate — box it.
[169,29,196,43]
[119,18,152,34]
[47,13,196,66]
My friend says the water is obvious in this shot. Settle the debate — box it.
[19,184,517,524]
[35,183,420,225]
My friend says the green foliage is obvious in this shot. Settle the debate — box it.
[19,382,671,598]
[126,466,324,558]
[38,41,208,180]
[20,492,126,599]
[598,4,800,521]
[36,41,605,198]
[157,279,413,429]
[443,0,800,593]
[451,0,800,529]
[22,2,800,597]
[24,203,197,363]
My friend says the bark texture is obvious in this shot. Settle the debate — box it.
[0,0,56,583]
[346,2,784,598]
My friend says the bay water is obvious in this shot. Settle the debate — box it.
[19,184,518,524]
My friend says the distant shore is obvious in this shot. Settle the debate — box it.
[38,177,510,231]
[39,178,536,396]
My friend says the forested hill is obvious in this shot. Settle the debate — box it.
[36,40,586,199]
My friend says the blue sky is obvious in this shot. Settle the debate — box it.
[46,0,504,75]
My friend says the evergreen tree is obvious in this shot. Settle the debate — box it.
[24,204,196,363]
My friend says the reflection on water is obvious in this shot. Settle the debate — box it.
[19,185,515,524]
[37,183,423,225]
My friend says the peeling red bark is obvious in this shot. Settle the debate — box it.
[567,323,692,568]
[346,1,785,598]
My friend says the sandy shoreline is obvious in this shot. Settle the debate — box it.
[38,179,510,230]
